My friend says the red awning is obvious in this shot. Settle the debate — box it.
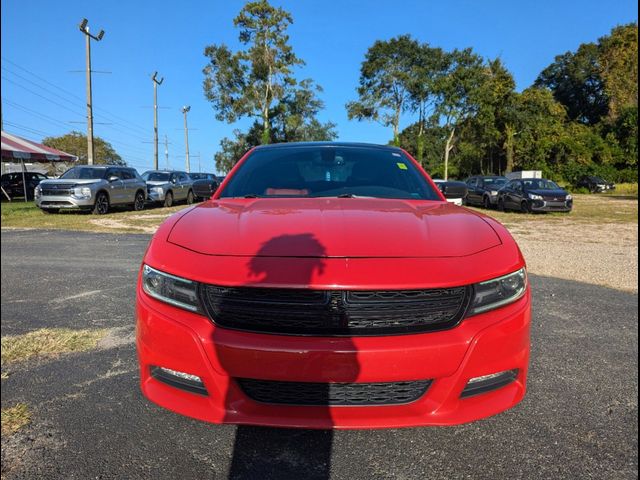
[1,130,78,162]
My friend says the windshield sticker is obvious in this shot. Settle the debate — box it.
[397,162,408,170]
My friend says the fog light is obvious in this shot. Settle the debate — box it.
[461,369,518,398]
[150,366,207,395]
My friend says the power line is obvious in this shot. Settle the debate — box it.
[1,56,149,135]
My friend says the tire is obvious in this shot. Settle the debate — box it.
[92,192,110,215]
[462,195,468,206]
[497,198,505,211]
[42,208,59,214]
[483,196,492,209]
[163,191,173,208]
[521,201,532,214]
[186,190,195,205]
[133,191,145,211]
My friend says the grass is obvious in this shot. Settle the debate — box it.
[1,328,109,366]
[1,403,31,436]
[602,183,638,197]
[1,200,188,233]
[470,194,638,226]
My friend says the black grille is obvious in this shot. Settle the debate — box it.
[198,284,472,336]
[42,184,76,196]
[237,378,432,406]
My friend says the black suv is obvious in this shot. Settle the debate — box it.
[497,178,573,213]
[576,176,615,193]
[1,172,48,200]
[464,176,508,208]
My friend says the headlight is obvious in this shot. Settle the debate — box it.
[490,190,498,196]
[565,194,573,200]
[151,186,164,194]
[72,186,92,199]
[528,193,543,200]
[142,264,201,312]
[34,185,42,198]
[470,268,527,315]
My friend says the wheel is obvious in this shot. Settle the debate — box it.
[42,208,59,214]
[497,198,505,211]
[462,195,468,206]
[163,191,173,208]
[133,191,145,211]
[186,190,195,205]
[483,196,492,209]
[521,201,532,213]
[92,192,110,215]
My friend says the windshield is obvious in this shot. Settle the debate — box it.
[60,167,107,180]
[142,171,171,182]
[523,179,561,190]
[219,146,440,200]
[484,177,507,187]
[190,173,214,180]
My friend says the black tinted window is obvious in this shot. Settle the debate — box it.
[61,167,107,180]
[219,146,440,200]
[142,171,170,182]
[121,169,134,180]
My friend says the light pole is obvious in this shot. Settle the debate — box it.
[152,72,164,170]
[181,106,191,173]
[78,18,104,165]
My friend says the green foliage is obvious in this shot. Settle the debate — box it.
[41,131,125,166]
[347,35,421,145]
[203,0,303,142]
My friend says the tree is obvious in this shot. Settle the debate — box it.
[433,48,486,179]
[346,35,420,146]
[214,80,337,173]
[203,0,303,144]
[535,43,608,125]
[598,23,638,120]
[41,131,125,166]
[407,44,448,163]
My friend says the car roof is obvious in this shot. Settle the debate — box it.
[253,141,403,152]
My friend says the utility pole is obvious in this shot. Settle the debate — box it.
[78,19,104,165]
[181,106,191,173]
[152,72,164,170]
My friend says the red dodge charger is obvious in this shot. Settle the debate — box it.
[136,142,530,429]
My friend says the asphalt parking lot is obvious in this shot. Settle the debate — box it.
[1,229,638,480]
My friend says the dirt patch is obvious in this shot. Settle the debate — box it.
[88,218,158,234]
[508,222,638,292]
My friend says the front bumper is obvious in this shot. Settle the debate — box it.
[531,199,573,212]
[146,189,167,202]
[35,194,94,209]
[136,284,531,429]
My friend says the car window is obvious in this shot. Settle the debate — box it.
[106,168,122,179]
[120,169,134,180]
[483,177,507,188]
[179,173,189,182]
[61,167,107,180]
[142,171,171,182]
[522,179,560,190]
[220,145,440,200]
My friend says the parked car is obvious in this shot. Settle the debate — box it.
[1,172,48,200]
[189,173,219,201]
[464,176,508,208]
[142,170,195,207]
[497,178,573,213]
[576,175,615,193]
[34,165,146,214]
[137,142,531,429]
[432,179,467,206]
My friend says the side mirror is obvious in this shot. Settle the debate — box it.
[171,178,177,184]
[108,175,120,182]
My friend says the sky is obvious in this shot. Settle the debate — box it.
[1,0,637,175]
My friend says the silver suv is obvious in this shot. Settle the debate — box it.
[141,170,195,207]
[35,165,147,214]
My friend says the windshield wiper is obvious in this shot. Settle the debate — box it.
[243,194,260,198]
[337,193,357,198]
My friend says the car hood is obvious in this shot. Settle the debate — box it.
[146,181,170,187]
[527,188,568,197]
[39,178,102,186]
[167,198,502,258]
